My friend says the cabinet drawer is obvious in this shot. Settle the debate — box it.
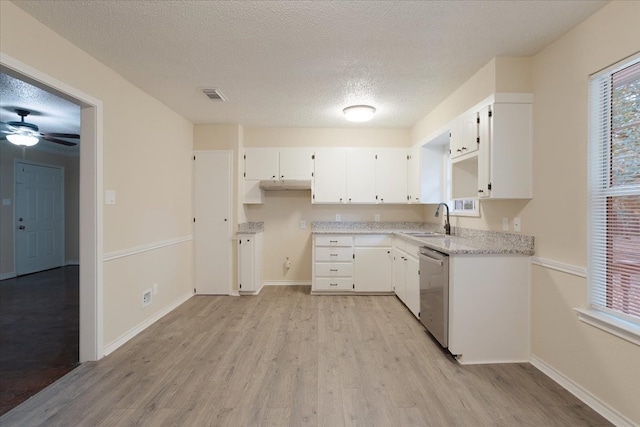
[314,278,353,291]
[315,263,354,277]
[315,235,353,247]
[405,241,420,258]
[354,234,392,247]
[315,247,353,262]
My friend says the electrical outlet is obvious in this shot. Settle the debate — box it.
[513,217,521,232]
[502,217,509,231]
[153,283,158,295]
[142,289,152,307]
[374,213,380,222]
[300,220,306,229]
[105,190,116,205]
[335,214,341,222]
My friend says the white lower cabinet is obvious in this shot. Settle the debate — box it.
[448,254,530,364]
[312,234,354,293]
[354,235,393,292]
[238,232,263,294]
[393,237,421,318]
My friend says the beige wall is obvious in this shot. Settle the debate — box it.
[1,2,194,350]
[527,1,640,423]
[244,127,411,148]
[0,145,80,275]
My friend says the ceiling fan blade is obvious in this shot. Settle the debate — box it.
[0,122,18,134]
[41,132,80,139]
[42,136,78,146]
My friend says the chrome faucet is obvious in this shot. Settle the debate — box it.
[435,203,451,235]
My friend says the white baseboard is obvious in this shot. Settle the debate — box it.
[263,280,312,286]
[66,260,79,266]
[103,290,194,356]
[530,354,636,427]
[0,272,16,281]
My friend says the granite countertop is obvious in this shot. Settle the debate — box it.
[311,222,534,256]
[237,222,264,234]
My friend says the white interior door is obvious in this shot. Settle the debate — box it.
[15,161,64,276]
[194,151,232,295]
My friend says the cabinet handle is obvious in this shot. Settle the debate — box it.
[461,146,467,151]
[329,240,338,243]
[330,269,338,272]
[329,283,338,286]
[478,189,484,193]
[456,148,462,152]
[330,254,338,256]
[339,198,343,202]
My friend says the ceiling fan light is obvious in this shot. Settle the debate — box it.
[343,105,376,122]
[7,134,39,146]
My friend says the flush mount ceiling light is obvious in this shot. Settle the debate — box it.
[343,105,376,122]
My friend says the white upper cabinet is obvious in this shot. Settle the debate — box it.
[450,110,479,159]
[244,147,314,181]
[244,148,279,180]
[278,148,314,180]
[313,148,347,203]
[477,102,533,199]
[407,146,421,203]
[376,148,408,203]
[346,148,377,203]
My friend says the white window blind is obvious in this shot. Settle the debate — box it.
[589,56,640,325]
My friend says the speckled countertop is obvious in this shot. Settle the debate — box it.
[312,222,534,255]
[237,222,264,234]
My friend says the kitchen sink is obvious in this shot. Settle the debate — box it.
[403,231,444,238]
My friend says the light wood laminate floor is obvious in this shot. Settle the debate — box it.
[1,286,610,426]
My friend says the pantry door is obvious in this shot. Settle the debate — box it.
[194,151,232,294]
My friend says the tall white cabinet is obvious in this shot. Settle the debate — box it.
[194,151,232,295]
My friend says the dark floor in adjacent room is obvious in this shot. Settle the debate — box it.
[0,266,79,416]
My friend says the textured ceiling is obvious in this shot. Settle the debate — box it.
[11,1,606,128]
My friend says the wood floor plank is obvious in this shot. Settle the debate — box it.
[0,286,613,427]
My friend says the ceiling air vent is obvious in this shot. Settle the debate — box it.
[201,88,227,101]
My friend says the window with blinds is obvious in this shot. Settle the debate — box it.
[589,56,640,325]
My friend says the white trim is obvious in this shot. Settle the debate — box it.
[0,272,17,281]
[574,308,640,347]
[230,290,240,296]
[263,280,312,286]
[66,260,79,266]
[239,282,265,295]
[530,257,586,278]
[530,355,637,427]
[103,290,194,356]
[103,236,193,262]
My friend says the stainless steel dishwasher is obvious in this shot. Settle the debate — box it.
[419,247,449,348]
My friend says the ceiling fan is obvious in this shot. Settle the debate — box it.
[0,109,79,147]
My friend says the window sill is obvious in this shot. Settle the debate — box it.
[574,308,640,347]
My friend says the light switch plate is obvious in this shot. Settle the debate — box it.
[502,217,509,231]
[105,190,116,205]
[300,220,306,229]
[335,214,341,222]
[2,199,10,207]
[374,214,380,222]
[513,217,521,232]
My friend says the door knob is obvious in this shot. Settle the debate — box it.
[19,217,23,222]
[18,225,25,230]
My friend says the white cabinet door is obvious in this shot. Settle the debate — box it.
[279,148,314,180]
[405,255,420,318]
[376,148,408,204]
[238,237,255,292]
[346,148,377,203]
[407,146,421,203]
[450,111,479,159]
[393,249,405,302]
[479,103,533,199]
[245,148,279,180]
[194,151,232,295]
[313,148,347,203]
[354,247,393,292]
